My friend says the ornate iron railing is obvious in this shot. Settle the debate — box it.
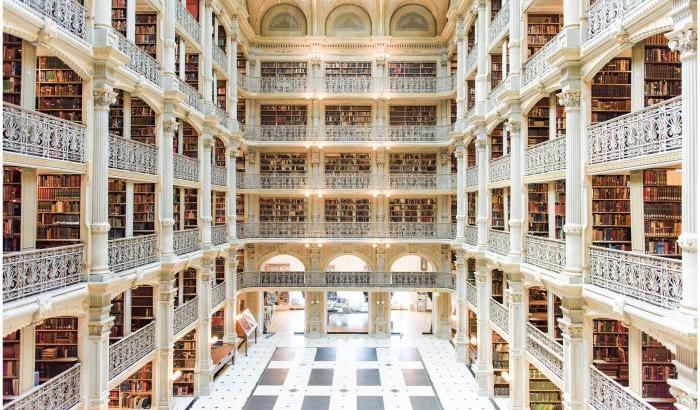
[17,0,87,40]
[237,173,309,189]
[488,1,510,45]
[109,134,158,175]
[388,222,456,240]
[488,78,509,111]
[524,235,566,273]
[109,321,156,380]
[213,46,228,73]
[523,32,562,87]
[526,323,564,380]
[488,229,510,256]
[3,244,84,303]
[585,0,646,45]
[211,165,227,186]
[237,222,309,239]
[466,166,478,187]
[115,31,161,86]
[4,363,81,410]
[392,271,452,288]
[466,282,477,307]
[589,365,655,410]
[323,76,374,94]
[465,225,478,246]
[240,124,451,143]
[174,228,201,255]
[237,271,456,290]
[489,155,511,183]
[108,234,158,273]
[322,222,374,239]
[178,78,203,112]
[323,173,375,189]
[588,97,682,166]
[241,125,310,142]
[588,246,682,310]
[388,125,451,142]
[211,225,227,246]
[388,173,456,190]
[466,46,478,75]
[525,136,566,175]
[174,297,198,335]
[242,76,311,93]
[173,153,200,182]
[176,0,200,45]
[490,298,509,335]
[323,125,375,142]
[212,281,226,308]
[388,77,455,93]
[236,222,455,240]
[3,103,85,163]
[214,105,228,128]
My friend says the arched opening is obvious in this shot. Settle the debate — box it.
[326,254,370,334]
[260,254,306,335]
[390,255,435,338]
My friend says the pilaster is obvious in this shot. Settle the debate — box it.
[195,263,214,395]
[476,127,489,250]
[475,259,493,396]
[154,272,176,410]
[161,117,178,260]
[369,292,390,337]
[454,249,468,361]
[559,297,587,410]
[669,346,698,410]
[227,142,239,240]
[201,130,214,248]
[85,294,114,410]
[505,119,522,263]
[223,249,239,344]
[455,143,467,241]
[507,277,526,410]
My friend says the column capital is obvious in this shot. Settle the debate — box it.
[557,90,581,108]
[163,118,179,134]
[93,89,117,110]
[668,29,697,57]
[88,318,114,337]
[504,119,521,135]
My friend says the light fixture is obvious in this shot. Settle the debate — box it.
[317,243,323,248]
[304,243,311,248]
[385,243,390,249]
[372,243,378,248]
[469,336,477,345]
[501,371,510,382]
[171,370,183,381]
[210,336,219,344]
[317,192,323,198]
[304,192,310,198]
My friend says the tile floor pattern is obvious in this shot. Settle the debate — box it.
[192,333,495,410]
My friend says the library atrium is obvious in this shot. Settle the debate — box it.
[1,0,698,409]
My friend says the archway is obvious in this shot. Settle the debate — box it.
[260,254,306,335]
[390,255,436,338]
[326,255,370,333]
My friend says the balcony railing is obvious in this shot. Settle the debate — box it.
[211,165,227,186]
[525,136,566,176]
[174,297,198,335]
[324,125,374,142]
[4,363,81,410]
[211,225,227,246]
[488,1,510,45]
[466,166,478,188]
[3,244,84,303]
[109,134,158,175]
[388,222,456,240]
[236,222,456,240]
[588,97,682,167]
[489,155,511,183]
[585,0,646,45]
[524,235,565,273]
[176,0,200,45]
[237,173,309,189]
[174,228,201,255]
[237,271,455,290]
[466,46,478,75]
[237,222,310,239]
[178,78,203,112]
[466,282,477,307]
[241,76,311,94]
[388,125,451,142]
[323,222,374,239]
[17,0,87,41]
[488,229,510,256]
[115,31,161,87]
[490,298,509,335]
[523,32,562,87]
[388,77,455,93]
[173,153,199,182]
[108,322,155,380]
[389,174,455,190]
[108,234,158,273]
[242,125,310,142]
[213,46,228,73]
[323,77,374,94]
[241,124,450,143]
[213,105,228,128]
[212,281,226,308]
[589,365,655,410]
[465,225,478,246]
[3,103,85,163]
[588,246,682,310]
[526,323,564,380]
[323,173,375,189]
[488,78,509,111]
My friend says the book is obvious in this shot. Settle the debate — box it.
[3,169,21,252]
[36,57,83,122]
[3,34,22,106]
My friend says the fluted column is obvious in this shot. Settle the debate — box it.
[476,127,489,250]
[559,297,587,410]
[506,120,522,262]
[507,276,526,410]
[195,263,214,395]
[155,273,176,410]
[202,2,213,103]
[475,260,493,396]
[163,0,177,89]
[508,0,522,87]
[86,295,114,410]
[455,143,467,241]
[668,346,698,410]
[454,250,468,361]
[227,141,238,240]
[228,26,238,130]
[161,118,178,259]
[91,88,117,281]
[201,131,213,248]
[223,249,238,344]
[475,1,488,112]
[455,17,466,131]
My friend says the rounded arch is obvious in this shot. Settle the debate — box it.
[213,136,226,166]
[388,252,438,273]
[260,3,308,37]
[258,253,307,272]
[324,253,371,272]
[325,4,372,37]
[389,4,436,37]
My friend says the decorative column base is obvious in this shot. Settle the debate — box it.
[305,291,326,337]
[474,368,494,397]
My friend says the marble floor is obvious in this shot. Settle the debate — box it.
[193,313,494,410]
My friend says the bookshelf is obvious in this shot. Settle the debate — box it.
[212,309,224,340]
[529,365,562,410]
[217,80,226,109]
[492,270,504,303]
[325,62,371,77]
[36,57,83,122]
[184,189,198,229]
[109,90,124,137]
[131,97,156,145]
[389,153,437,174]
[491,188,505,230]
[37,174,81,248]
[131,286,154,331]
[450,195,457,224]
[3,331,20,403]
[645,34,681,107]
[185,54,199,88]
[182,268,197,302]
[214,138,226,167]
[35,317,79,383]
[236,194,245,223]
[643,169,681,258]
[492,332,509,397]
[186,0,198,20]
[491,54,503,88]
[260,105,307,125]
[527,98,550,146]
[528,288,548,332]
[109,292,125,344]
[111,0,127,36]
[182,122,198,158]
[3,168,21,252]
[134,183,155,235]
[261,62,308,78]
[324,153,371,173]
[491,124,506,159]
[526,15,563,59]
[215,257,225,284]
[214,191,226,225]
[109,362,152,409]
[324,199,370,222]
[173,330,196,396]
[259,153,307,173]
[556,101,566,138]
[388,198,436,223]
[108,179,126,240]
[553,295,563,342]
[591,57,631,124]
[467,192,477,226]
[528,183,549,236]
[450,99,457,125]
[491,0,502,20]
[554,181,566,240]
[236,52,246,75]
[592,175,631,251]
[3,33,22,106]
[467,140,477,167]
[388,62,436,77]
[467,79,476,111]
[259,198,306,222]
[468,309,478,365]
[324,105,372,125]
[173,189,181,231]
[237,99,246,124]
[593,319,629,386]
[389,106,436,125]
[217,27,227,50]
[467,25,475,48]
[642,333,676,409]
[135,12,157,58]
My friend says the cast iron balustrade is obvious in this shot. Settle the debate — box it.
[465,225,478,246]
[3,103,85,163]
[323,77,374,94]
[115,31,161,87]
[108,234,158,273]
[4,363,81,410]
[241,125,310,142]
[388,125,451,142]
[109,134,158,175]
[522,32,563,87]
[3,244,84,303]
[488,229,510,256]
[173,153,200,182]
[388,222,456,240]
[466,46,478,75]
[213,105,228,128]
[525,135,566,176]
[588,97,682,167]
[237,271,455,290]
[588,246,682,310]
[526,323,564,380]
[388,77,455,93]
[489,155,511,183]
[524,235,566,273]
[212,281,226,308]
[466,166,478,188]
[108,321,155,380]
[241,76,311,94]
[211,225,227,246]
[323,173,375,189]
[589,365,655,410]
[388,174,456,190]
[466,282,478,307]
[174,297,198,335]
[585,0,647,45]
[488,1,510,45]
[488,78,509,111]
[174,228,201,255]
[213,45,228,73]
[211,165,227,186]
[490,298,509,335]
[176,0,200,45]
[237,222,309,239]
[323,125,375,142]
[322,222,374,239]
[17,0,87,41]
[237,173,309,189]
[178,78,203,113]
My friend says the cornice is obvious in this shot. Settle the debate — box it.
[247,36,449,51]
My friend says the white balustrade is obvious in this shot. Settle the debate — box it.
[17,0,87,40]
[237,222,309,239]
[242,76,310,93]
[388,125,451,142]
[237,271,455,290]
[488,229,510,256]
[489,155,511,183]
[588,246,682,310]
[526,323,564,380]
[466,46,478,75]
[108,322,156,380]
[323,77,373,94]
[388,223,456,240]
[237,173,309,189]
[388,77,455,93]
[213,45,228,73]
[3,244,84,303]
[211,165,227,186]
[465,225,478,246]
[490,298,509,335]
[109,134,158,175]
[589,366,655,410]
[522,32,562,87]
[466,166,478,187]
[466,282,478,306]
[212,281,226,308]
[174,297,198,335]
[585,0,646,45]
[389,174,455,190]
[211,225,227,246]
[488,1,510,46]
[525,136,566,176]
[4,363,81,410]
[322,222,374,239]
[524,235,566,273]
[213,105,228,128]
[323,173,375,189]
[174,228,201,255]
[173,153,200,182]
[488,78,509,111]
[178,78,203,112]
[324,125,375,142]
[3,103,85,163]
[588,97,682,166]
[241,125,310,142]
[176,0,201,45]
[108,234,158,273]
[115,31,161,86]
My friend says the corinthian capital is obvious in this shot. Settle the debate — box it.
[94,89,117,109]
[163,118,179,135]
[557,90,581,108]
[504,120,520,135]
[668,29,697,57]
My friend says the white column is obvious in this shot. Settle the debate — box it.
[228,29,238,130]
[161,117,178,259]
[507,277,526,410]
[508,0,522,87]
[369,292,390,337]
[18,326,36,393]
[506,120,522,262]
[201,131,213,247]
[223,249,238,344]
[475,260,493,396]
[455,143,467,241]
[475,2,489,112]
[455,17,466,131]
[476,127,489,250]
[86,296,114,410]
[155,272,176,410]
[126,0,136,41]
[454,250,468,361]
[559,298,587,410]
[163,0,177,89]
[202,4,213,101]
[668,346,698,410]
[227,142,238,240]
[195,263,214,395]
